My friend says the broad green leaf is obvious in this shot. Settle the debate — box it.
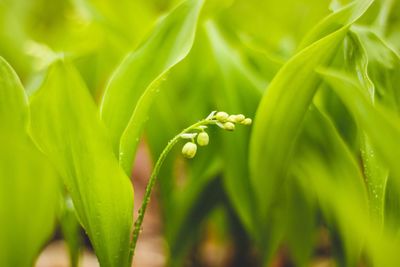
[237,35,285,82]
[320,69,400,199]
[293,106,400,266]
[0,133,60,267]
[205,20,262,236]
[343,31,374,96]
[384,175,400,232]
[294,106,367,266]
[221,0,332,59]
[354,27,400,111]
[74,0,156,47]
[344,30,388,226]
[0,56,28,130]
[298,0,374,49]
[100,0,204,174]
[29,61,134,267]
[385,1,400,53]
[293,144,399,266]
[249,28,347,216]
[360,136,388,225]
[353,27,400,227]
[0,56,59,267]
[373,0,397,34]
[249,1,372,217]
[284,175,317,267]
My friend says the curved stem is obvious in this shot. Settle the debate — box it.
[128,118,216,264]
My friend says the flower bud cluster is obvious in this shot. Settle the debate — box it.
[214,111,252,131]
[181,111,252,159]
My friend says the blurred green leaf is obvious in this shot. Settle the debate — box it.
[60,197,82,267]
[205,20,262,235]
[167,159,222,267]
[298,0,374,49]
[29,61,134,267]
[0,56,59,267]
[284,176,317,267]
[293,106,400,266]
[320,68,400,235]
[320,69,400,187]
[219,0,332,58]
[344,30,388,226]
[295,106,367,266]
[354,27,400,111]
[100,0,204,174]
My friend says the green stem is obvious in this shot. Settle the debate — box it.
[128,118,216,264]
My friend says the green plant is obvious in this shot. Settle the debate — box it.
[130,111,252,260]
[1,0,400,266]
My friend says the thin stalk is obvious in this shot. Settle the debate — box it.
[128,118,216,264]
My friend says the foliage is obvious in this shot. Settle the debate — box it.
[1,0,400,266]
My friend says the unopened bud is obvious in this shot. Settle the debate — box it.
[241,118,252,125]
[235,114,245,122]
[228,115,237,122]
[215,112,229,122]
[197,132,209,146]
[182,142,197,158]
[223,122,235,131]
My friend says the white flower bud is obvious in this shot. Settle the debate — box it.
[223,122,235,131]
[197,132,209,146]
[215,111,229,122]
[182,142,197,158]
[235,114,245,122]
[228,114,245,123]
[241,118,252,125]
[228,115,238,122]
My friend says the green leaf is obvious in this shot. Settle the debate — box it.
[100,0,204,174]
[360,135,388,226]
[344,30,388,226]
[320,69,400,204]
[249,1,372,218]
[354,27,400,111]
[0,56,59,267]
[294,106,367,266]
[29,61,134,267]
[205,20,262,236]
[298,0,374,49]
[0,133,60,267]
[167,160,222,267]
[0,56,28,130]
[321,70,400,232]
[249,28,347,216]
[354,26,400,228]
[60,197,82,267]
[293,106,399,266]
[284,176,317,267]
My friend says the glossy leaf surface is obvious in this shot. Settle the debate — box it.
[100,0,204,174]
[30,61,134,267]
[0,56,59,267]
